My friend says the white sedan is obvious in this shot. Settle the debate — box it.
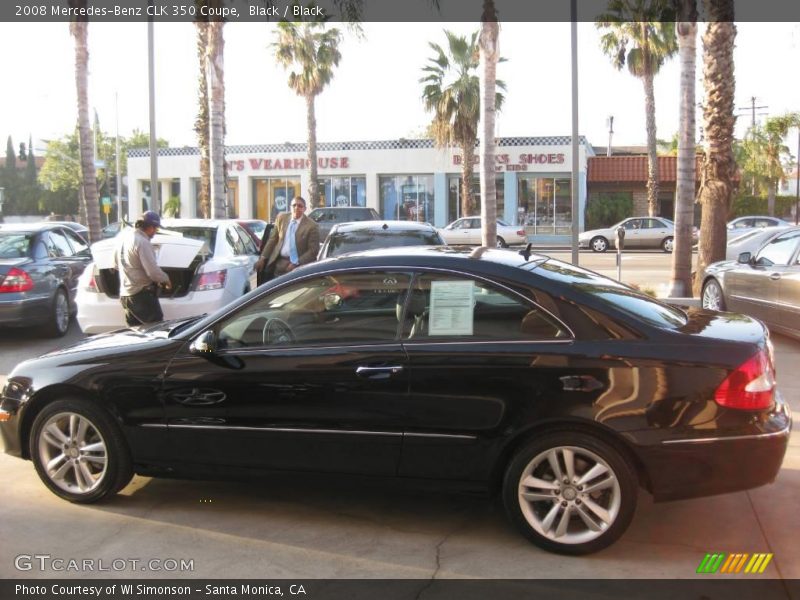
[438,217,527,247]
[76,219,260,334]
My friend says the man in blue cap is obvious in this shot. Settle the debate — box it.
[114,211,172,326]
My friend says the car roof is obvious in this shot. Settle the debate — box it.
[0,222,81,233]
[161,218,237,228]
[310,206,375,212]
[331,220,436,234]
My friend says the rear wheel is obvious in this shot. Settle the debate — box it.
[496,236,508,248]
[41,288,70,338]
[30,398,133,503]
[590,237,609,253]
[502,432,637,555]
[701,279,726,311]
[662,237,674,253]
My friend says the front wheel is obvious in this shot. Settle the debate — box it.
[661,237,674,253]
[496,236,508,248]
[30,398,133,503]
[701,279,726,311]
[502,432,637,555]
[590,237,609,253]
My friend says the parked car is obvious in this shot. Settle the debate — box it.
[307,206,380,240]
[0,222,92,336]
[438,217,526,247]
[100,221,126,239]
[75,219,260,334]
[701,226,800,340]
[727,216,791,242]
[43,221,90,243]
[724,225,791,260]
[579,217,695,253]
[237,219,269,250]
[1,247,789,555]
[317,220,444,259]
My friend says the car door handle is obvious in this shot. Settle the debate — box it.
[769,273,781,281]
[356,366,404,379]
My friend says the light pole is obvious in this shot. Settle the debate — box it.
[0,187,5,222]
[795,127,799,225]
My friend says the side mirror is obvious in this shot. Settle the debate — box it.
[190,330,216,354]
[737,252,752,264]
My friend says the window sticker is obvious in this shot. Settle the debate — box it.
[429,280,475,336]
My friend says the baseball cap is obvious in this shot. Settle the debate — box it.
[141,211,161,228]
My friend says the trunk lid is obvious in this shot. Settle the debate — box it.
[675,307,767,344]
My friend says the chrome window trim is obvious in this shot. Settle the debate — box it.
[163,424,403,437]
[404,432,477,441]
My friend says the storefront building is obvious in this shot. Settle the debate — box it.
[127,135,594,242]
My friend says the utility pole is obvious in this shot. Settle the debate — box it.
[147,3,159,214]
[736,96,768,195]
[115,92,122,222]
[606,116,614,157]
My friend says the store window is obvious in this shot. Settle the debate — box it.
[518,176,572,235]
[379,175,435,223]
[192,178,240,218]
[251,177,301,222]
[317,176,367,208]
[447,175,505,224]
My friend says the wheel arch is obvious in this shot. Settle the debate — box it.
[18,384,106,460]
[488,418,651,495]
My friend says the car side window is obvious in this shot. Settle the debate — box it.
[216,271,412,349]
[63,229,89,255]
[400,274,568,341]
[733,219,752,229]
[753,218,773,228]
[47,230,75,257]
[233,225,257,255]
[225,227,245,255]
[624,219,640,230]
[755,231,800,267]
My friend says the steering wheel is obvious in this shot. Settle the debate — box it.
[262,317,295,345]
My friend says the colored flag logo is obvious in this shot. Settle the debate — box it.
[697,553,773,574]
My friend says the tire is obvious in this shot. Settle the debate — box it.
[502,432,637,555]
[701,279,727,312]
[41,288,70,338]
[30,398,133,503]
[496,236,508,248]
[590,237,609,253]
[661,237,674,253]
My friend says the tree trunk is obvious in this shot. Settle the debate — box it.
[767,182,776,216]
[643,67,660,218]
[460,138,475,218]
[207,22,226,219]
[195,21,211,219]
[306,94,319,209]
[70,18,101,243]
[479,1,499,247]
[668,16,697,298]
[693,13,736,297]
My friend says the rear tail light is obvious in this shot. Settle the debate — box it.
[714,348,776,411]
[516,229,525,236]
[0,268,34,293]
[193,269,227,291]
[84,272,100,293]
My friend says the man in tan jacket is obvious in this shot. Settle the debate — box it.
[256,196,320,280]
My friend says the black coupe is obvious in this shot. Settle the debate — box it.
[0,247,791,554]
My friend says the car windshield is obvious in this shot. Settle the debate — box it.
[533,260,688,329]
[327,230,443,257]
[0,233,33,258]
[164,227,217,255]
[497,219,510,226]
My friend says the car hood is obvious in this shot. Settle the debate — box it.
[703,259,741,275]
[91,234,205,270]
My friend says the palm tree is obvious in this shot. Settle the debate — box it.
[694,5,737,296]
[479,1,501,246]
[763,113,800,215]
[194,19,211,219]
[668,1,697,298]
[597,1,677,218]
[274,22,342,210]
[420,30,505,220]
[68,5,101,243]
[206,20,227,218]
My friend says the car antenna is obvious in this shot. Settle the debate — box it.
[519,243,533,260]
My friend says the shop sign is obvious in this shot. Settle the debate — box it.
[453,152,566,172]
[227,156,351,171]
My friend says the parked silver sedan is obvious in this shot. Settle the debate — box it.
[701,226,800,339]
[579,217,692,253]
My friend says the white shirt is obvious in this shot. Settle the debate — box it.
[280,218,301,259]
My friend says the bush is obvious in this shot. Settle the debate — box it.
[585,193,633,230]
[730,195,797,220]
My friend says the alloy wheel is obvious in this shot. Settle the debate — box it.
[702,280,724,311]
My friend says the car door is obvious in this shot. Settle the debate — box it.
[41,229,84,298]
[444,218,470,245]
[59,228,93,303]
[162,270,413,476]
[645,218,671,248]
[622,218,644,248]
[396,271,575,481]
[774,231,800,333]
[726,232,799,324]
[466,218,483,243]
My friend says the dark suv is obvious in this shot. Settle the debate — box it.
[308,206,380,240]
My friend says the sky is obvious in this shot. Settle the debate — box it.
[0,21,798,156]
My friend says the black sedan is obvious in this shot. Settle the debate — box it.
[0,247,791,555]
[0,223,92,336]
[701,226,800,340]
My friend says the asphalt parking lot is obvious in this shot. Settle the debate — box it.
[0,320,797,584]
